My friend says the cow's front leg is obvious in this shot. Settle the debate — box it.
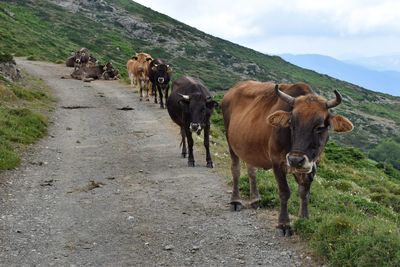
[158,86,164,109]
[165,85,169,107]
[152,83,157,103]
[180,127,187,158]
[145,82,150,101]
[272,164,292,237]
[247,164,261,209]
[184,127,195,167]
[203,123,213,168]
[139,83,143,101]
[229,146,242,211]
[294,173,313,218]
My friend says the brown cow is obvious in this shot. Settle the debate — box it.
[126,52,153,101]
[222,81,353,236]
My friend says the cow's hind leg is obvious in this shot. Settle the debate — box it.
[229,145,242,211]
[273,164,292,237]
[247,164,261,209]
[180,127,187,158]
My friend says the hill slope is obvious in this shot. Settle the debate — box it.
[0,0,399,151]
[281,53,400,96]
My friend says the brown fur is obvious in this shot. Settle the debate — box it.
[126,52,153,100]
[222,81,353,234]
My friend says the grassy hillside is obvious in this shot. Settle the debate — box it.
[0,0,399,154]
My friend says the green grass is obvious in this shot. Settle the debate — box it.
[0,61,53,169]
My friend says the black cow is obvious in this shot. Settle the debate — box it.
[148,58,172,108]
[167,76,218,168]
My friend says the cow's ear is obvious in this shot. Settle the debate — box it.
[151,66,157,71]
[206,100,219,109]
[146,57,153,62]
[330,115,353,132]
[132,56,138,60]
[167,65,173,73]
[267,111,291,127]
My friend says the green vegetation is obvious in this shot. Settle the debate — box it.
[370,138,400,170]
[0,57,53,169]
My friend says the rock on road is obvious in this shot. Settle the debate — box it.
[0,60,308,266]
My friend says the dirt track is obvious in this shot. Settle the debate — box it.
[0,60,310,266]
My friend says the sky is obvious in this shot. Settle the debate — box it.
[133,0,400,59]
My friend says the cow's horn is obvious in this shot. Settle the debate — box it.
[275,84,295,106]
[178,93,190,100]
[326,90,342,109]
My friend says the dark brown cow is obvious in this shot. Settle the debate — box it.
[222,81,353,236]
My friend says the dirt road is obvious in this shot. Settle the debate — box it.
[0,60,308,266]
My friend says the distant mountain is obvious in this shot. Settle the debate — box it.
[345,55,400,72]
[280,54,400,96]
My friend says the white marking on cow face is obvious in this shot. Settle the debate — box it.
[286,153,314,173]
[189,123,202,135]
[158,77,165,84]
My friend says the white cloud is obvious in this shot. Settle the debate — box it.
[133,0,400,57]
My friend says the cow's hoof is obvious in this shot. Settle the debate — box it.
[160,105,164,109]
[188,161,195,167]
[230,201,242,212]
[276,225,293,237]
[206,161,214,168]
[140,98,143,102]
[250,199,261,209]
[181,153,187,158]
[146,98,150,102]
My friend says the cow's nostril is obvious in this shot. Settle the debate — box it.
[288,155,306,168]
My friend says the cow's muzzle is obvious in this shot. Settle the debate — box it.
[286,153,314,173]
[189,123,202,135]
[157,77,165,84]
